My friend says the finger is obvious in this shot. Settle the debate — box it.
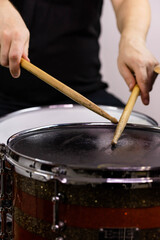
[8,40,24,78]
[0,31,11,67]
[135,66,149,105]
[22,53,30,62]
[22,41,30,61]
[118,61,136,90]
[147,66,158,92]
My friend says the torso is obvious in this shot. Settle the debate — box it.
[0,0,106,106]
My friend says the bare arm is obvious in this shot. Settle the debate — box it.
[0,0,30,77]
[111,0,158,105]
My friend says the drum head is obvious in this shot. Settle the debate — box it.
[0,104,158,144]
[7,123,160,171]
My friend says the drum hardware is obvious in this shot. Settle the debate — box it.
[51,167,67,178]
[5,155,53,182]
[51,167,68,186]
[99,228,140,240]
[0,144,13,240]
[51,194,65,232]
[51,181,66,236]
[130,172,152,189]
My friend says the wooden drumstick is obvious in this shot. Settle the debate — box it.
[154,64,160,74]
[111,84,140,146]
[20,58,118,123]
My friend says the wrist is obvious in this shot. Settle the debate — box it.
[121,28,147,42]
[119,29,147,51]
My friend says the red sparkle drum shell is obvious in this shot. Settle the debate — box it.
[4,123,160,240]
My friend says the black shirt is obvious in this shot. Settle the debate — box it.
[0,0,108,106]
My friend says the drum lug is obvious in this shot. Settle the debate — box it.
[51,167,67,184]
[51,220,65,232]
[51,167,67,177]
[51,192,65,233]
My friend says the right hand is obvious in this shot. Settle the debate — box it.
[0,1,30,78]
[118,34,158,105]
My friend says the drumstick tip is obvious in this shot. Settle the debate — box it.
[111,140,117,147]
[111,118,118,124]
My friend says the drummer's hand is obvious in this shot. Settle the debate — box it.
[0,1,30,78]
[118,34,158,105]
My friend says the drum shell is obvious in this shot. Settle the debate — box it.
[12,170,160,240]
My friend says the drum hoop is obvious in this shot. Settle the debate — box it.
[0,104,158,126]
[5,154,160,184]
[5,153,160,184]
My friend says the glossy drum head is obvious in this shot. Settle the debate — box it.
[7,123,160,179]
[0,104,158,144]
[6,123,160,240]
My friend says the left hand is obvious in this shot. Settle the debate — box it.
[117,35,158,105]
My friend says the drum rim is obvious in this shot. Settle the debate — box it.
[6,122,160,171]
[0,104,158,126]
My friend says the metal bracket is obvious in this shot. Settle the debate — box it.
[51,192,65,233]
[99,228,140,240]
[51,181,65,238]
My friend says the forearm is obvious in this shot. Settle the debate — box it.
[111,0,151,41]
[0,0,11,5]
[111,0,158,106]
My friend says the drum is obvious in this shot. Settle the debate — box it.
[0,104,158,144]
[1,123,160,240]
